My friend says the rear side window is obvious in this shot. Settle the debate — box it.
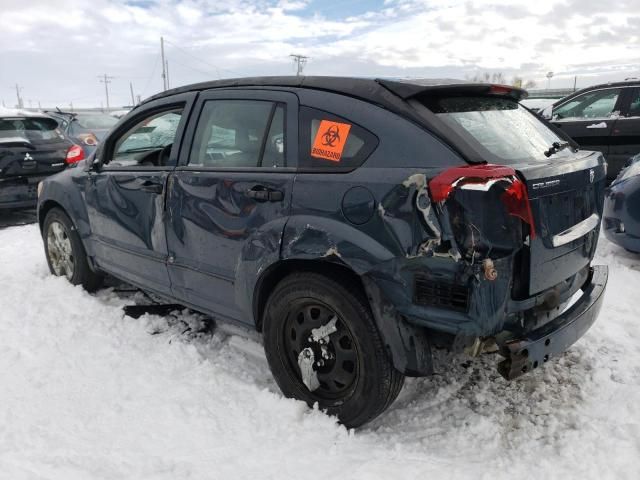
[0,117,63,143]
[188,100,285,168]
[72,114,118,131]
[299,107,377,170]
[421,96,575,164]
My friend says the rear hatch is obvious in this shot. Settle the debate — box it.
[418,92,605,298]
[0,116,71,179]
[517,153,605,294]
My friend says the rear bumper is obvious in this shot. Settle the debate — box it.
[0,176,44,209]
[496,265,607,380]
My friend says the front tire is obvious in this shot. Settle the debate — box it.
[263,272,404,428]
[43,208,102,291]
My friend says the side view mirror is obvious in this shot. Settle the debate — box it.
[540,105,553,120]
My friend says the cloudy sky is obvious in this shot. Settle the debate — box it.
[1,0,639,108]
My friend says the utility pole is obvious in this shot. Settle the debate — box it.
[160,36,167,91]
[98,74,114,110]
[129,81,136,106]
[573,75,577,92]
[70,101,73,112]
[290,54,309,76]
[15,84,23,108]
[165,59,170,89]
[546,71,554,90]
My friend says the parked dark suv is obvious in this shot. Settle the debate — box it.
[542,79,640,181]
[37,77,608,427]
[1,110,80,210]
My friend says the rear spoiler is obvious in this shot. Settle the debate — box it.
[376,79,528,101]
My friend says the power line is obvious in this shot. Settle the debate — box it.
[141,54,161,98]
[98,74,115,109]
[163,39,242,77]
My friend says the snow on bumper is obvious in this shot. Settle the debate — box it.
[497,265,608,380]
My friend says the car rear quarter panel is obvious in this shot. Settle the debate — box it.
[278,91,467,374]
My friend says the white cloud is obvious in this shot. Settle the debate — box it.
[0,0,638,107]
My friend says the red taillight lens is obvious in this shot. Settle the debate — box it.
[77,133,98,146]
[501,179,536,239]
[65,144,85,164]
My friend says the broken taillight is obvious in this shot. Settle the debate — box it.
[65,144,85,164]
[501,178,536,239]
[428,164,536,238]
[428,164,516,202]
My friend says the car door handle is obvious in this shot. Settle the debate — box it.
[139,180,164,194]
[586,122,607,129]
[246,186,284,202]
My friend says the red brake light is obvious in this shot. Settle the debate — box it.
[489,85,513,95]
[501,178,536,239]
[65,144,85,164]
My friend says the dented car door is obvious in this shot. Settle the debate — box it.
[165,89,298,322]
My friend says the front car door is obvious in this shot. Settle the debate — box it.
[165,89,298,323]
[85,92,196,296]
[550,87,625,163]
[610,87,640,177]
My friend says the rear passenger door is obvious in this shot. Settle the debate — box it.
[165,89,297,322]
[610,87,640,176]
[550,87,624,157]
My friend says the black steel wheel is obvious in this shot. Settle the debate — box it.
[282,300,358,401]
[263,271,404,428]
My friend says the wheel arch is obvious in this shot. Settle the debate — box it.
[253,259,367,333]
[38,199,66,233]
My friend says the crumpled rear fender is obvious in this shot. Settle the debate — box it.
[280,214,434,376]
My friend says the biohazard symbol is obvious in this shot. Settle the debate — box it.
[321,125,341,147]
[311,120,351,162]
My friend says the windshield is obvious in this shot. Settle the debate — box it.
[0,116,63,143]
[423,96,575,164]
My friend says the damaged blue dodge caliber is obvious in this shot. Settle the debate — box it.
[37,77,608,427]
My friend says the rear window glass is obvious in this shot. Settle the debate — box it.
[299,107,377,170]
[421,96,574,164]
[74,115,118,130]
[0,117,63,142]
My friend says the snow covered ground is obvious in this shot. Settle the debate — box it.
[0,224,638,480]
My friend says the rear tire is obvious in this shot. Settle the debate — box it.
[43,208,103,292]
[262,272,404,428]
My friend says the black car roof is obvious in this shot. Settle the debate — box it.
[142,76,528,108]
[553,78,640,106]
[140,76,529,166]
[577,79,640,91]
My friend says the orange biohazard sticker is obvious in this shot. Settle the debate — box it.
[311,120,351,162]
